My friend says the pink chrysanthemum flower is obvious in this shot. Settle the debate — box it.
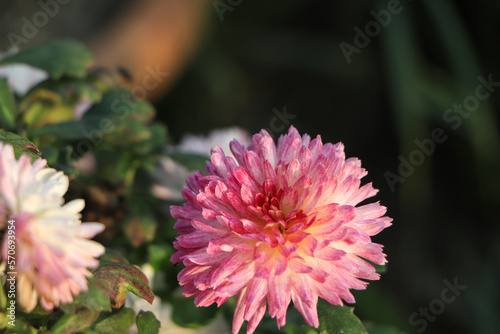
[0,143,105,311]
[171,126,392,333]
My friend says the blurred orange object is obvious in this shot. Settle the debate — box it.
[90,0,212,102]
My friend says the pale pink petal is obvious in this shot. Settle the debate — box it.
[0,144,105,311]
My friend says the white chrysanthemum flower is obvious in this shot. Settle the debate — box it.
[0,143,105,311]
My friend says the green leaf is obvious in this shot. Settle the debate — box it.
[373,264,387,274]
[51,307,100,334]
[132,122,167,156]
[33,78,102,104]
[49,145,77,177]
[0,79,16,130]
[170,295,219,329]
[0,129,41,160]
[18,78,101,130]
[92,261,154,309]
[136,310,161,334]
[15,304,52,329]
[167,151,209,171]
[1,314,37,334]
[106,119,152,147]
[98,250,131,265]
[148,244,173,272]
[73,277,113,312]
[19,90,74,129]
[0,40,93,79]
[351,283,409,332]
[58,302,76,315]
[83,89,155,122]
[283,323,320,334]
[363,324,403,334]
[317,300,368,334]
[0,282,7,310]
[361,258,387,275]
[93,149,127,184]
[82,307,135,334]
[29,117,106,140]
[39,145,59,164]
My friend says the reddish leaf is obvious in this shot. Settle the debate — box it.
[0,129,41,160]
[92,262,154,309]
[98,251,130,265]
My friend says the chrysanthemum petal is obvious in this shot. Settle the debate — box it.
[0,143,105,311]
[170,126,391,333]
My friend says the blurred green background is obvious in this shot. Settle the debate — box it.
[2,0,499,333]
